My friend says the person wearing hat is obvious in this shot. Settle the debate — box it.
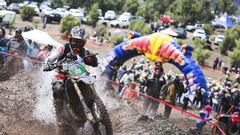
[195,105,212,135]
[43,26,98,134]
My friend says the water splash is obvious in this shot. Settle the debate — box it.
[33,68,56,124]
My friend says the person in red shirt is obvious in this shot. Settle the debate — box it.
[36,45,53,61]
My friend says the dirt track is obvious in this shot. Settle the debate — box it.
[0,66,195,135]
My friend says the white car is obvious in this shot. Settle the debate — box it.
[104,10,116,20]
[193,29,207,40]
[19,1,30,8]
[110,18,130,28]
[214,35,225,45]
[0,0,7,9]
[28,4,40,15]
[119,12,131,18]
[41,7,53,16]
[186,23,203,32]
[67,9,84,19]
[54,8,67,17]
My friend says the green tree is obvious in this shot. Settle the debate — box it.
[169,0,214,25]
[88,3,99,27]
[214,0,238,15]
[203,23,214,35]
[129,19,151,35]
[60,14,80,35]
[96,0,126,14]
[64,0,81,8]
[192,38,210,65]
[20,6,36,21]
[95,23,107,37]
[52,0,64,7]
[136,0,174,22]
[111,34,124,45]
[220,25,240,55]
[123,0,139,15]
[229,39,240,64]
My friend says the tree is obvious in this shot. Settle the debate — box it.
[168,0,214,25]
[229,39,240,64]
[192,38,210,65]
[129,19,151,35]
[220,25,240,55]
[95,23,107,37]
[203,23,214,35]
[123,0,139,15]
[88,3,99,27]
[20,6,36,21]
[96,0,126,14]
[214,0,238,15]
[52,0,64,7]
[60,14,80,35]
[64,0,81,8]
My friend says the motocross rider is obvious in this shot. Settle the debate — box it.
[43,26,98,134]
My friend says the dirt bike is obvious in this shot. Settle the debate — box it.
[49,55,113,135]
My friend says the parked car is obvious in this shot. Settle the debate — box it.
[110,15,145,28]
[0,10,16,27]
[67,9,84,20]
[41,7,53,16]
[119,12,131,18]
[193,29,207,40]
[43,13,61,23]
[98,16,111,26]
[19,1,30,8]
[54,8,67,17]
[7,3,20,13]
[0,0,7,9]
[110,17,130,28]
[186,23,203,32]
[28,4,40,15]
[214,35,225,45]
[129,15,146,22]
[104,10,116,20]
[175,27,187,39]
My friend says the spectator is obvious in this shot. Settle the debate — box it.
[142,66,166,114]
[182,94,192,111]
[195,105,212,135]
[36,45,53,61]
[218,60,222,70]
[123,82,137,101]
[161,76,184,118]
[213,57,219,70]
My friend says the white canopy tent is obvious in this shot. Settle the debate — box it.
[22,29,62,48]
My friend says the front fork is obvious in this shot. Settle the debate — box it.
[71,79,96,124]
